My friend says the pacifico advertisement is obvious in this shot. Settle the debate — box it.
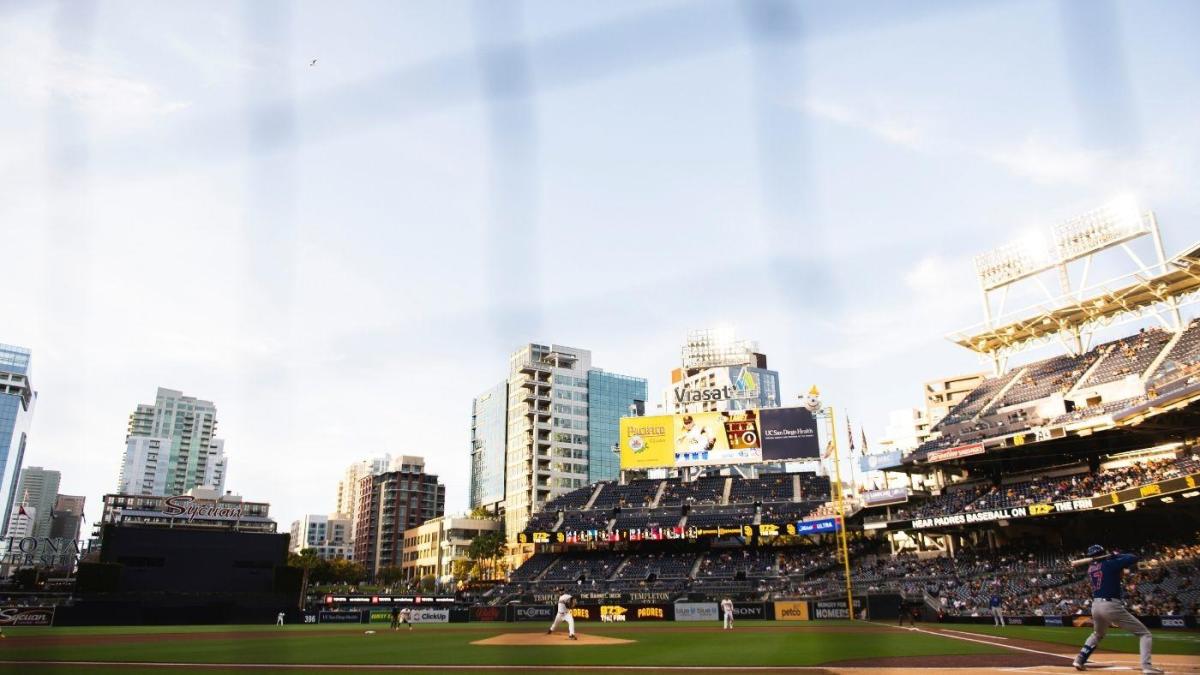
[620,405,819,470]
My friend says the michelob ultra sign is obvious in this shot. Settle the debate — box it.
[619,406,818,470]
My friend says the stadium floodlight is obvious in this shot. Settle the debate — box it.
[1053,195,1149,263]
[974,230,1055,291]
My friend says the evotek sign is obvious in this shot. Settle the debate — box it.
[162,495,244,521]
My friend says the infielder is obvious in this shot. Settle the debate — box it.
[276,611,285,626]
[989,592,1004,626]
[398,606,413,631]
[1073,545,1161,674]
[546,590,577,639]
[721,597,735,630]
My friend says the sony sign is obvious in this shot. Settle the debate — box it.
[674,386,735,404]
[163,495,245,522]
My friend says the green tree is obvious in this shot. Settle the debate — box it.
[288,548,321,609]
[418,574,436,593]
[467,531,506,580]
[376,565,405,585]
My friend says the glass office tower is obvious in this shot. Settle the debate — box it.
[0,344,36,537]
[587,371,647,483]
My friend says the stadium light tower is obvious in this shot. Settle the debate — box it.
[959,197,1190,374]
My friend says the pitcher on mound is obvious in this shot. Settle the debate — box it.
[546,589,577,640]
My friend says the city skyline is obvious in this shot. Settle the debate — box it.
[4,1,1200,535]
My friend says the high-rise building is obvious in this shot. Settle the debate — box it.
[335,455,393,523]
[469,382,508,513]
[353,457,445,578]
[587,371,647,483]
[402,514,502,583]
[0,343,36,537]
[11,466,60,539]
[117,388,228,496]
[499,343,645,539]
[665,329,780,414]
[924,372,987,426]
[49,494,85,541]
[289,513,352,559]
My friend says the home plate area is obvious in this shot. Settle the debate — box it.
[472,632,635,646]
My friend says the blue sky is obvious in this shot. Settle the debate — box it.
[2,0,1198,529]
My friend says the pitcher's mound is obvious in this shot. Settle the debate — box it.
[473,633,634,646]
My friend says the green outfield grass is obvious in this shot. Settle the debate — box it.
[0,620,1195,674]
[939,622,1200,655]
[0,621,999,669]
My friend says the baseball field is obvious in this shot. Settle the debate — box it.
[1,621,1198,674]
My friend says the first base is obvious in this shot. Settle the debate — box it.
[472,633,634,646]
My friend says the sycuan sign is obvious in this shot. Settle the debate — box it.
[162,495,245,521]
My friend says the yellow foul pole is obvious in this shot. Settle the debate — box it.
[826,405,854,620]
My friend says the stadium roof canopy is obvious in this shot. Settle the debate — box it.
[948,241,1200,357]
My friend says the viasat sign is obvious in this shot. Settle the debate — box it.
[619,405,818,469]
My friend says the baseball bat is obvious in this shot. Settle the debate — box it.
[1070,553,1115,568]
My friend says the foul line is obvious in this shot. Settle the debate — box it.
[940,628,1009,640]
[866,622,1084,663]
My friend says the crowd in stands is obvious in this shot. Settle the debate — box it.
[868,451,1200,523]
[918,320,1200,461]
[788,537,1200,619]
[523,472,833,536]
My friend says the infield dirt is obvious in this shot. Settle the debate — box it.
[472,633,635,646]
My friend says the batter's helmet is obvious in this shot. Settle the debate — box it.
[1086,544,1105,557]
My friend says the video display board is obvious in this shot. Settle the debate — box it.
[619,406,818,469]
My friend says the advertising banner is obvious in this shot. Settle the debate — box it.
[796,517,841,535]
[927,443,985,463]
[510,605,556,622]
[620,415,676,469]
[759,407,820,460]
[319,610,365,624]
[774,601,810,621]
[471,606,505,622]
[0,607,54,626]
[409,608,450,624]
[597,603,674,622]
[1092,472,1200,509]
[675,602,719,621]
[731,603,767,620]
[812,598,863,620]
[863,487,908,507]
[859,451,904,473]
[620,405,820,470]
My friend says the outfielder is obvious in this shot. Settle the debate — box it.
[989,592,1004,627]
[1073,545,1161,674]
[276,611,285,626]
[546,590,577,639]
[720,597,735,630]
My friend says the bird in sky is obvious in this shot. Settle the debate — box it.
[309,58,318,67]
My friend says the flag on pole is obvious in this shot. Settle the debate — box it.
[17,504,27,517]
[846,415,855,452]
[860,426,869,454]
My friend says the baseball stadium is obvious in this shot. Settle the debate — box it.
[3,206,1200,674]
